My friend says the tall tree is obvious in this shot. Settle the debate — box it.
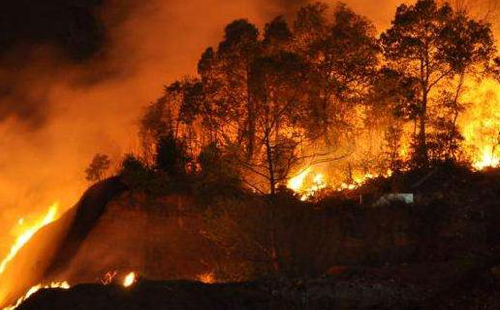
[140,77,202,164]
[197,20,261,159]
[244,51,311,195]
[295,3,380,145]
[381,0,496,165]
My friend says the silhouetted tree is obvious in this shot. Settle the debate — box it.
[197,19,261,159]
[239,51,311,195]
[295,3,380,144]
[85,153,111,183]
[381,0,497,166]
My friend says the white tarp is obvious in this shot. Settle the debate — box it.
[373,193,414,207]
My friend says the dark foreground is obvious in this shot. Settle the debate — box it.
[17,261,500,310]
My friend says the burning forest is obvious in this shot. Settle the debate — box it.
[0,0,499,309]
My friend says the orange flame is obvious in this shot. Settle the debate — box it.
[287,167,393,198]
[3,281,69,310]
[197,272,215,284]
[123,272,136,287]
[461,79,499,170]
[0,203,59,275]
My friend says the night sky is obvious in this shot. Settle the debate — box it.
[0,0,105,61]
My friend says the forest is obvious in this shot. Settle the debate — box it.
[7,0,496,308]
[81,0,500,279]
[2,0,500,309]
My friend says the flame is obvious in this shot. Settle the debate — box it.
[287,167,393,199]
[101,271,118,285]
[287,169,329,200]
[0,203,59,275]
[461,79,499,170]
[287,167,311,192]
[123,272,136,287]
[197,272,215,284]
[3,281,69,310]
[473,145,499,170]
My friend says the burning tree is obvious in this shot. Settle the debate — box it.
[381,0,497,166]
[134,0,498,196]
[194,4,380,194]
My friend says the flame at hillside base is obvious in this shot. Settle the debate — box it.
[123,272,136,287]
[0,203,59,275]
[2,270,137,309]
[2,281,70,310]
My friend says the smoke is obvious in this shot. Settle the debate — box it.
[0,0,498,258]
[0,0,314,257]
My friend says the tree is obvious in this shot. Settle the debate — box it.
[197,19,261,159]
[85,153,111,183]
[295,3,380,144]
[244,51,311,195]
[381,0,497,165]
[139,77,202,164]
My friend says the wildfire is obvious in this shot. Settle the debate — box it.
[123,272,136,287]
[461,78,500,170]
[3,281,70,310]
[0,203,59,275]
[287,167,393,199]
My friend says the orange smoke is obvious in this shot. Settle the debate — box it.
[0,0,297,268]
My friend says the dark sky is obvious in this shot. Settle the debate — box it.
[0,0,309,127]
[2,0,308,61]
[0,0,110,128]
[0,0,106,60]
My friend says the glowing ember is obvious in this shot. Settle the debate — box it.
[3,281,69,310]
[123,272,136,287]
[0,203,59,275]
[101,271,118,285]
[197,272,215,284]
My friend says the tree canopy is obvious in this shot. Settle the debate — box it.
[134,0,497,193]
[380,0,497,165]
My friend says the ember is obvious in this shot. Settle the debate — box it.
[123,272,136,288]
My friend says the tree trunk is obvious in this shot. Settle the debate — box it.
[418,58,429,166]
[263,132,276,196]
[418,100,428,165]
